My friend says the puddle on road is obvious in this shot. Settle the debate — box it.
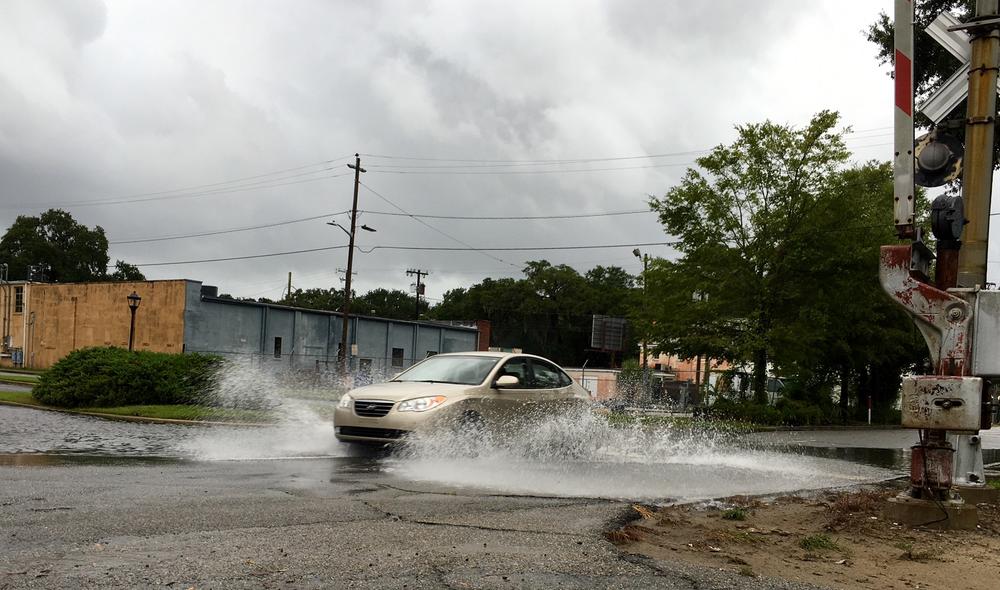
[382,409,895,502]
[0,361,914,501]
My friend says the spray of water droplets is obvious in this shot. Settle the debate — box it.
[173,361,893,500]
[178,360,349,461]
[384,405,894,501]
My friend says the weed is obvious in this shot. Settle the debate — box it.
[710,530,764,545]
[894,541,937,562]
[799,534,840,552]
[738,565,755,577]
[722,507,748,521]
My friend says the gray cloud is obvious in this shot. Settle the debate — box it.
[1,0,898,301]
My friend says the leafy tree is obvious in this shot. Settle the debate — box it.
[280,287,345,310]
[428,261,639,366]
[647,111,851,403]
[646,112,927,416]
[108,260,146,281]
[354,288,427,320]
[0,209,111,282]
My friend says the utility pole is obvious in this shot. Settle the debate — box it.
[286,272,292,300]
[407,269,429,320]
[339,153,365,373]
[957,0,1000,288]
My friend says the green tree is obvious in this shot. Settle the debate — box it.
[647,113,928,416]
[108,260,146,281]
[428,261,638,366]
[0,209,111,282]
[647,111,851,403]
[280,287,344,310]
[767,162,928,420]
[354,288,427,320]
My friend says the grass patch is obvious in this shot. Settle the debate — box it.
[894,541,938,562]
[0,374,40,384]
[0,391,272,423]
[799,534,840,552]
[988,480,1000,490]
[714,530,765,545]
[722,507,749,521]
[604,413,757,432]
[0,391,41,405]
[77,404,274,422]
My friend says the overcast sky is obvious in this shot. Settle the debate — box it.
[1,0,914,303]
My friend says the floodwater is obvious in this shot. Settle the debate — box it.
[0,402,910,502]
[5,362,988,501]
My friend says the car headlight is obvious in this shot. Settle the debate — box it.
[337,394,353,409]
[397,395,447,412]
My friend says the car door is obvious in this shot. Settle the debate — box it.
[528,358,577,411]
[484,356,543,422]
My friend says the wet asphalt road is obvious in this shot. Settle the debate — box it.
[2,404,993,589]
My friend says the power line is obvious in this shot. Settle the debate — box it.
[111,207,652,244]
[359,181,519,268]
[2,157,353,210]
[132,241,678,267]
[110,212,350,244]
[360,208,651,220]
[4,171,353,210]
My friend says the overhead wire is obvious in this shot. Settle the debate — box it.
[111,212,350,244]
[110,208,654,244]
[132,240,678,267]
[4,170,353,210]
[358,181,520,268]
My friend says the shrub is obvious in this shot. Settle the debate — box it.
[706,396,834,427]
[33,347,222,408]
[721,507,748,521]
[798,534,839,552]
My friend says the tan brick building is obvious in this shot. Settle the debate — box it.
[0,280,480,372]
[0,280,187,369]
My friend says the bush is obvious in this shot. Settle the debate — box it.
[33,347,222,408]
[706,396,834,427]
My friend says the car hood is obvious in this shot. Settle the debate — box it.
[346,380,476,402]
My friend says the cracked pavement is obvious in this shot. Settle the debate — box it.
[0,456,832,589]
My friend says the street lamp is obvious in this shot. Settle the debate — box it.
[327,201,375,374]
[126,291,141,352]
[633,249,649,368]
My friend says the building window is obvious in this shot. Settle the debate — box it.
[273,336,282,358]
[14,287,23,313]
[391,347,404,367]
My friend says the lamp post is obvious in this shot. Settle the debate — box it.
[632,248,649,368]
[328,205,375,374]
[126,291,141,352]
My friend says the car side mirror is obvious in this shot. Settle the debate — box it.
[495,375,519,388]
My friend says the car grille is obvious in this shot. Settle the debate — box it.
[352,399,395,418]
[337,426,408,440]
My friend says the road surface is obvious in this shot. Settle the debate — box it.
[3,404,989,589]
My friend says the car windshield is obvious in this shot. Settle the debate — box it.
[393,355,501,385]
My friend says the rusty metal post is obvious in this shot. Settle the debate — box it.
[957,0,1000,288]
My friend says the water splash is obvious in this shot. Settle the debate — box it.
[180,360,348,461]
[385,407,894,501]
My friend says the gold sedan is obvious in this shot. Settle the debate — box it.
[334,351,591,444]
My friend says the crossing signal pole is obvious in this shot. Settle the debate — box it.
[406,269,428,320]
[879,0,1000,529]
